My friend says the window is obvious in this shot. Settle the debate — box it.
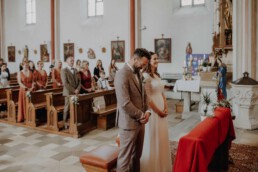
[181,0,205,7]
[26,0,36,24]
[88,0,104,17]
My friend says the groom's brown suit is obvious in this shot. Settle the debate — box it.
[115,63,149,172]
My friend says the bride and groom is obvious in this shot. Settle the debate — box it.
[114,48,171,172]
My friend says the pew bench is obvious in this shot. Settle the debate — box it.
[46,92,64,131]
[6,88,19,122]
[92,104,117,130]
[80,145,119,172]
[26,88,62,127]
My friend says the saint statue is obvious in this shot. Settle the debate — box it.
[24,45,29,59]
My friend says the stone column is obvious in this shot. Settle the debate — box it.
[233,0,257,80]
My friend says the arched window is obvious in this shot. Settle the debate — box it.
[181,0,205,7]
[88,0,104,17]
[26,0,36,24]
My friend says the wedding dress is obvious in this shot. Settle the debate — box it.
[140,73,171,172]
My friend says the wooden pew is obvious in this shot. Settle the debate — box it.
[25,88,62,127]
[69,89,117,137]
[91,89,117,130]
[45,92,64,131]
[6,88,20,122]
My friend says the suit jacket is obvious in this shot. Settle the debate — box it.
[115,64,148,130]
[61,67,81,96]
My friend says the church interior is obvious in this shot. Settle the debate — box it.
[0,0,258,171]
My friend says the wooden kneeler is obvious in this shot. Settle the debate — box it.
[80,145,119,172]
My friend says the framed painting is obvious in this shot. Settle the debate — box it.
[8,46,15,62]
[154,38,171,63]
[40,44,50,62]
[64,43,74,61]
[111,40,125,62]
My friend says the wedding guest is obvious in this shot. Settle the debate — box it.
[0,63,10,87]
[19,57,28,71]
[75,59,81,71]
[35,60,48,90]
[61,56,81,129]
[17,60,35,122]
[97,71,112,90]
[79,60,94,93]
[109,59,119,81]
[52,60,63,88]
[0,58,10,84]
[93,59,104,81]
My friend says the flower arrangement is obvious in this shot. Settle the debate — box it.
[26,91,31,99]
[212,98,232,110]
[71,95,79,105]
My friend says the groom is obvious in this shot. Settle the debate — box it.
[115,48,151,172]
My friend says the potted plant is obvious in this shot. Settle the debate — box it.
[207,62,212,72]
[201,91,212,121]
[202,61,208,72]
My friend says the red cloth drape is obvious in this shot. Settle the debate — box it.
[173,108,235,172]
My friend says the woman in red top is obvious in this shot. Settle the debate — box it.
[79,60,94,93]
[52,60,63,88]
[17,60,35,122]
[35,60,48,90]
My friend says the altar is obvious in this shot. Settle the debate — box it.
[173,76,201,112]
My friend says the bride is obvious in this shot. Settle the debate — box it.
[140,52,171,172]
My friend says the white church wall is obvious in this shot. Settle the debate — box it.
[4,0,51,73]
[141,0,213,75]
[3,0,213,75]
[59,0,129,73]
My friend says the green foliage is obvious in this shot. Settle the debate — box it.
[202,61,208,67]
[202,92,211,106]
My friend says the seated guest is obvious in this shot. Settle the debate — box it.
[0,63,10,88]
[52,60,63,88]
[97,71,112,90]
[79,60,94,93]
[35,60,48,90]
[17,60,35,122]
[93,59,104,82]
[0,58,10,82]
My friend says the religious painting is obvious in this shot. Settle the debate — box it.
[8,46,15,62]
[111,40,125,62]
[154,38,171,63]
[64,43,74,61]
[40,44,50,62]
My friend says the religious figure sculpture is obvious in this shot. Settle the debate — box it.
[185,42,192,54]
[216,58,227,100]
[24,45,29,59]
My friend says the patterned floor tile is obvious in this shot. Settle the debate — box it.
[0,99,257,171]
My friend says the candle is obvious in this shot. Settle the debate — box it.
[183,60,186,67]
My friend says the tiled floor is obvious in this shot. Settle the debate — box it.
[0,99,257,172]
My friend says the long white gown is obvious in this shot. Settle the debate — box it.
[140,73,172,172]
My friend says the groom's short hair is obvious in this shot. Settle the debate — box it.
[133,48,151,60]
